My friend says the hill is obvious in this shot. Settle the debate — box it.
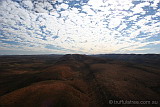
[0,54,160,107]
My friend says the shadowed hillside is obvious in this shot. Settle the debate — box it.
[0,54,160,107]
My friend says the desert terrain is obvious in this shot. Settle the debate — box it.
[0,54,160,107]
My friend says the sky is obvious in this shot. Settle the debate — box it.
[0,0,160,55]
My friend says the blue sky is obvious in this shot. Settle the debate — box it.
[0,0,160,55]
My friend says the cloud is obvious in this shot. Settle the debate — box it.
[21,0,34,10]
[108,17,122,29]
[131,2,150,15]
[0,0,160,54]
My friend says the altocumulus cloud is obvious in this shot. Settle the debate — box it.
[0,0,160,55]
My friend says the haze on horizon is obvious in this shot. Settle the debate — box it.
[0,0,160,55]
